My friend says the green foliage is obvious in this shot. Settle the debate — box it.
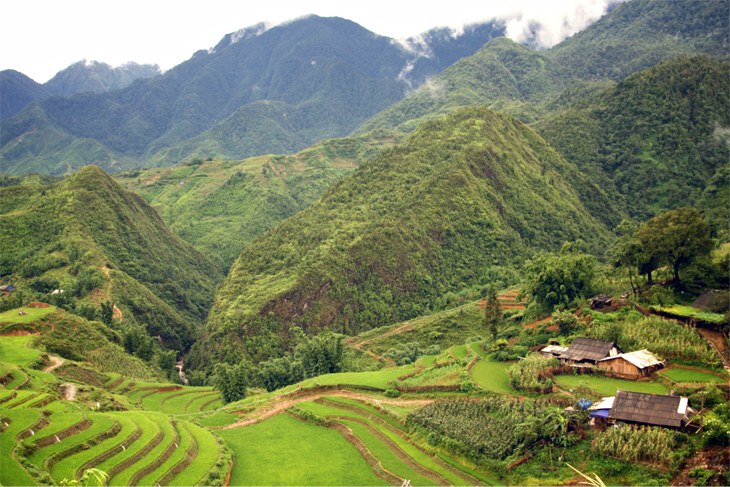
[635,208,713,285]
[202,107,611,364]
[213,363,249,404]
[0,166,222,351]
[507,353,559,392]
[552,309,578,335]
[483,284,502,341]
[522,241,596,312]
[384,341,439,365]
[593,425,686,468]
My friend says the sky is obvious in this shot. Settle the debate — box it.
[1,0,624,83]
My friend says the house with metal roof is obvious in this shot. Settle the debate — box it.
[558,337,621,365]
[597,349,665,379]
[540,344,568,359]
[608,390,694,429]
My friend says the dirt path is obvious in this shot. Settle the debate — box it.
[347,322,414,363]
[99,266,122,320]
[61,383,77,401]
[42,356,64,373]
[222,389,434,430]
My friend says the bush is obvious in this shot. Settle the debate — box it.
[384,384,401,398]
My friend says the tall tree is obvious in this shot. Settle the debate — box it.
[635,208,713,286]
[484,284,502,341]
[609,220,644,296]
[214,363,249,404]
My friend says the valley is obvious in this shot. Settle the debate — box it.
[1,0,729,485]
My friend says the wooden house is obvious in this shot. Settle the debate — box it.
[558,337,621,365]
[597,349,665,379]
[608,390,694,429]
[590,294,613,309]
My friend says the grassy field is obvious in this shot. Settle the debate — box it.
[196,411,240,427]
[469,360,514,394]
[315,364,416,389]
[1,336,42,365]
[137,422,192,486]
[0,408,40,486]
[0,307,56,323]
[217,414,386,486]
[167,422,219,487]
[659,368,727,383]
[401,363,461,386]
[554,374,668,396]
[469,342,489,358]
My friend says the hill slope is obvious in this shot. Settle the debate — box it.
[357,0,729,132]
[0,16,504,175]
[193,107,612,367]
[114,130,404,269]
[0,166,223,350]
[539,56,730,221]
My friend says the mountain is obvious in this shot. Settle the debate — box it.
[0,16,504,175]
[538,56,730,222]
[43,60,162,97]
[114,129,404,270]
[0,70,50,120]
[357,0,729,133]
[0,165,223,351]
[191,107,613,367]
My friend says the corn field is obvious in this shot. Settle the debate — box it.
[507,353,559,392]
[589,315,719,366]
[593,424,678,467]
[407,397,550,460]
[86,346,159,381]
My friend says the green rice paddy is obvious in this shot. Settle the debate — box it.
[554,374,668,396]
[659,368,726,383]
[0,307,56,323]
[469,360,514,393]
[315,364,416,389]
[1,336,42,366]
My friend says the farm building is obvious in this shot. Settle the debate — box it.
[558,337,621,365]
[597,349,665,379]
[608,390,694,429]
[540,344,568,359]
[590,294,613,309]
[0,285,16,292]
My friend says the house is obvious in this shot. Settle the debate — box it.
[608,390,694,429]
[558,337,621,365]
[540,344,568,359]
[0,285,16,292]
[588,396,615,428]
[590,294,613,309]
[597,349,665,379]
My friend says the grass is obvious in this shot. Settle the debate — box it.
[0,408,40,487]
[217,413,385,486]
[109,416,175,486]
[315,364,416,389]
[401,363,461,386]
[0,307,56,323]
[554,374,668,396]
[420,355,437,367]
[335,418,436,486]
[28,412,84,445]
[26,368,56,384]
[451,345,469,359]
[28,414,116,469]
[656,305,726,323]
[469,342,489,358]
[167,422,219,486]
[322,396,407,432]
[196,411,240,427]
[659,368,726,383]
[469,360,514,393]
[1,336,42,366]
[184,392,221,413]
[137,421,192,486]
[3,369,28,390]
[94,412,161,475]
[50,414,137,484]
[3,390,36,407]
[438,452,503,486]
[298,401,463,485]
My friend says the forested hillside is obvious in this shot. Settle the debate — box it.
[114,130,404,270]
[539,56,730,222]
[357,0,729,133]
[193,107,612,367]
[0,16,503,175]
[0,166,222,350]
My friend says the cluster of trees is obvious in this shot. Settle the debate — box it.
[611,208,715,292]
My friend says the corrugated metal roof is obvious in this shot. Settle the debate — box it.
[588,396,615,411]
[599,349,664,369]
[541,345,569,354]
[559,337,620,363]
[609,390,688,428]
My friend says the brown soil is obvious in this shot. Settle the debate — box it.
[523,317,552,330]
[26,302,52,308]
[0,330,39,337]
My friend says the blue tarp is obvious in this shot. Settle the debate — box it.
[590,409,610,418]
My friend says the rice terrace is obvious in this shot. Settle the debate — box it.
[1,0,730,485]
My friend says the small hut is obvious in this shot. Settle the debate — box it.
[558,337,621,365]
[540,344,569,359]
[590,294,613,309]
[608,390,694,429]
[597,349,665,379]
[0,285,16,292]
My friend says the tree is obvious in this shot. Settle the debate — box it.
[483,284,502,341]
[552,310,578,336]
[100,300,114,325]
[214,363,249,403]
[636,208,713,286]
[609,220,643,295]
[522,241,595,311]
